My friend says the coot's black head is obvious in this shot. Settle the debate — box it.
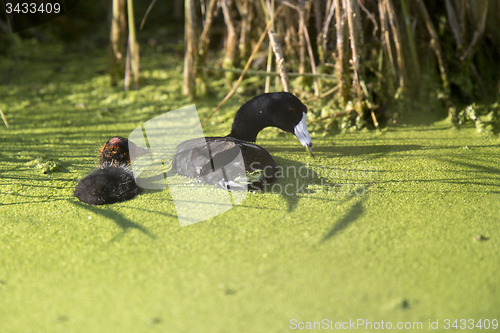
[99,137,148,165]
[229,92,312,150]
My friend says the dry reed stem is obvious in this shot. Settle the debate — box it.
[261,0,274,93]
[384,0,405,90]
[0,106,9,128]
[280,0,320,96]
[127,0,139,90]
[445,0,464,49]
[198,0,218,60]
[183,0,197,98]
[346,0,362,102]
[304,85,339,104]
[460,0,489,61]
[297,1,306,76]
[238,0,250,61]
[416,0,449,93]
[140,0,158,30]
[400,0,420,84]
[378,0,396,83]
[322,0,335,62]
[221,0,237,67]
[201,6,284,126]
[109,0,127,85]
[124,37,131,89]
[200,67,337,79]
[313,0,324,63]
[268,30,290,92]
[313,108,356,122]
[334,0,347,105]
[358,0,378,36]
[370,110,379,128]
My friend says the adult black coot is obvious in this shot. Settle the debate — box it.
[172,92,312,191]
[74,137,147,205]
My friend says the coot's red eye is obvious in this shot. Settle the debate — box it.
[289,108,296,113]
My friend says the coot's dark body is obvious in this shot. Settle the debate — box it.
[172,137,277,191]
[74,137,146,205]
[172,92,312,191]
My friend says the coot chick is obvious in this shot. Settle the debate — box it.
[172,92,312,191]
[98,136,135,165]
[74,137,146,205]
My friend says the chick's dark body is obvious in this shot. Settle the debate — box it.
[74,164,141,205]
[74,137,146,205]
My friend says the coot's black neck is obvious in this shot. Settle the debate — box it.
[227,126,263,142]
[227,111,267,142]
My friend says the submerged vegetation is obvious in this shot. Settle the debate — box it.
[1,40,500,331]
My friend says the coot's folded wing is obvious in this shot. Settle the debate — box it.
[172,137,230,178]
[196,138,271,177]
[172,136,279,191]
[199,143,241,176]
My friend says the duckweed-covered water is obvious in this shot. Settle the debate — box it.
[1,41,499,332]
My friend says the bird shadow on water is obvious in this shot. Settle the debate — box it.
[321,195,367,242]
[69,200,156,240]
[265,154,369,237]
[269,156,341,212]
